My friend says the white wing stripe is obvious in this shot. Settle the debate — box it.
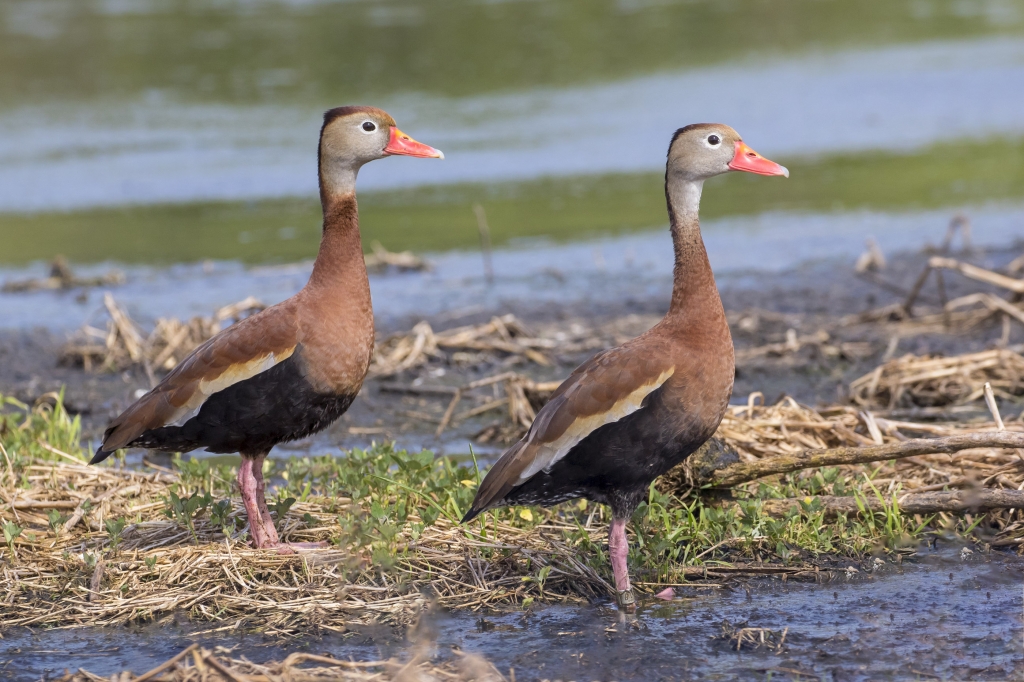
[517,367,674,481]
[166,348,295,426]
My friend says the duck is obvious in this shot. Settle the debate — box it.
[461,124,787,609]
[90,106,443,551]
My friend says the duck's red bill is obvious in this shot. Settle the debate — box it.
[384,127,444,159]
[728,141,788,177]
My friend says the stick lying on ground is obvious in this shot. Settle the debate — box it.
[760,488,1024,516]
[699,432,1024,488]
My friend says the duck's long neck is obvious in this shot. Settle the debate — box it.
[306,192,371,313]
[664,177,723,323]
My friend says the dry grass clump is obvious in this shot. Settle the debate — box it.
[363,240,431,273]
[849,348,1024,409]
[370,314,563,378]
[4,384,1024,633]
[60,643,507,682]
[732,397,1024,497]
[60,294,264,373]
[0,454,612,633]
[843,242,1024,338]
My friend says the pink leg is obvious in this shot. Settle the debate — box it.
[609,517,636,611]
[237,456,280,548]
[250,455,279,537]
[237,454,325,553]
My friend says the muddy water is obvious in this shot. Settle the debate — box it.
[3,547,1021,680]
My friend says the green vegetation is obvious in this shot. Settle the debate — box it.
[0,392,85,465]
[0,389,999,633]
[1,392,952,588]
[2,0,1019,108]
[104,517,127,552]
[162,443,934,579]
[2,135,1023,265]
[163,490,212,545]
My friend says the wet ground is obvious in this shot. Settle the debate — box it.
[3,2,1024,677]
[2,226,1020,459]
[2,233,1023,681]
[2,546,1021,681]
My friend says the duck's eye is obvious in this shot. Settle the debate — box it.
[707,134,721,146]
[361,121,376,133]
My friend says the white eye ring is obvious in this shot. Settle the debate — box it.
[360,120,377,134]
[703,134,722,148]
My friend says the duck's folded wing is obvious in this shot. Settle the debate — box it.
[92,306,298,461]
[463,346,674,520]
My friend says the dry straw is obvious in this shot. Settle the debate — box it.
[849,348,1024,409]
[60,295,264,374]
[4,391,1024,634]
[58,643,508,682]
[0,457,609,633]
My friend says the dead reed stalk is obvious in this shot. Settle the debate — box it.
[61,295,264,373]
[849,348,1024,409]
[58,644,508,682]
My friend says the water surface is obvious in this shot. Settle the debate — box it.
[2,0,1024,264]
[3,546,1020,680]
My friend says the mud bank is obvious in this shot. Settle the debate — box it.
[1,243,1020,460]
[3,546,1020,681]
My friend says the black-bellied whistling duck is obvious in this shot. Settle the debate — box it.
[462,124,787,609]
[90,106,443,551]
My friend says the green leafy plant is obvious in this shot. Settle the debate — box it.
[47,509,65,533]
[163,490,211,544]
[209,499,235,536]
[104,517,127,552]
[3,521,23,557]
[521,564,553,597]
[269,495,296,526]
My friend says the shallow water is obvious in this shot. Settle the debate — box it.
[2,0,1024,265]
[3,547,1021,681]
[4,37,1024,213]
[3,202,1022,333]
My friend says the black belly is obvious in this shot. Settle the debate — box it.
[132,354,355,456]
[501,387,719,516]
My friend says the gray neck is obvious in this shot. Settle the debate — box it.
[321,145,366,201]
[667,178,704,223]
[318,158,361,207]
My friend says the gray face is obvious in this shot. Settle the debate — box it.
[666,124,741,181]
[320,112,394,171]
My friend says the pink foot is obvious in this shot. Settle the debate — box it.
[655,587,676,601]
